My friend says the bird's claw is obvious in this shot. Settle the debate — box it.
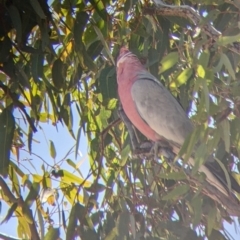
[150,141,174,161]
[132,140,175,162]
[132,141,152,158]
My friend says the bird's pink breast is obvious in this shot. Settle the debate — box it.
[117,61,158,142]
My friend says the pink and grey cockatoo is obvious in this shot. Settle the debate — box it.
[116,46,240,198]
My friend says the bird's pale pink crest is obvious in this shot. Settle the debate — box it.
[116,47,133,67]
[119,46,129,57]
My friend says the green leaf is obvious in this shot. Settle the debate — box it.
[198,50,210,68]
[215,157,231,194]
[74,11,89,44]
[37,208,44,238]
[0,37,12,63]
[62,210,66,230]
[209,229,227,240]
[98,66,117,100]
[201,78,210,113]
[66,159,77,169]
[25,182,40,207]
[107,99,118,110]
[0,107,15,177]
[66,203,85,240]
[207,207,217,236]
[29,0,46,19]
[178,126,202,164]
[75,127,81,159]
[217,33,240,46]
[158,171,186,180]
[66,158,83,177]
[85,183,105,193]
[129,214,136,239]
[191,196,202,228]
[88,0,108,21]
[93,25,115,65]
[60,170,92,187]
[220,119,230,152]
[78,226,98,240]
[44,227,60,240]
[8,5,22,44]
[81,46,98,72]
[171,68,193,88]
[87,40,103,59]
[17,217,31,239]
[197,65,205,78]
[73,12,97,72]
[120,145,130,167]
[162,185,189,201]
[9,164,21,196]
[52,58,66,89]
[159,52,179,74]
[1,202,17,224]
[49,140,56,159]
[30,45,44,83]
[9,161,24,178]
[116,212,130,239]
[66,205,78,240]
[221,53,236,80]
[192,143,208,175]
[69,64,82,89]
[105,227,118,240]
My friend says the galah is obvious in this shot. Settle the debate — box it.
[116,46,240,198]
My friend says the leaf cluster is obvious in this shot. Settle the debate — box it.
[0,0,240,239]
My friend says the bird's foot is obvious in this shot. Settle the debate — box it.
[132,141,153,158]
[150,140,175,161]
[132,140,175,161]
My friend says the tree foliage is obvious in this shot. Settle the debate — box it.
[0,0,240,239]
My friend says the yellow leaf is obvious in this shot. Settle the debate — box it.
[197,65,205,78]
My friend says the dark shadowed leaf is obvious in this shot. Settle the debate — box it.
[74,11,89,44]
[52,58,66,89]
[98,66,117,100]
[8,5,22,44]
[0,37,12,63]
[25,182,40,207]
[0,107,15,177]
[9,164,21,196]
[88,0,108,21]
[66,204,79,240]
[29,0,46,19]
[209,229,226,240]
[116,211,130,239]
[85,183,105,193]
[207,206,217,236]
[1,202,17,224]
[158,171,186,180]
[87,40,103,59]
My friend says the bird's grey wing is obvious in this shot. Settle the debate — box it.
[131,71,193,146]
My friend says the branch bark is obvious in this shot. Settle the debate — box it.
[145,0,240,54]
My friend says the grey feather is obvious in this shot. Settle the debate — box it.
[131,71,193,145]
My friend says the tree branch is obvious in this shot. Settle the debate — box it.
[145,0,240,54]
